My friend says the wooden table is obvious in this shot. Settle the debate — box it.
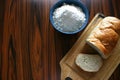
[0,0,120,80]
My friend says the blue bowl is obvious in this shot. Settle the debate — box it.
[50,0,89,34]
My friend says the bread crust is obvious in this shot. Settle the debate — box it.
[86,17,120,59]
[100,17,120,34]
[75,54,103,72]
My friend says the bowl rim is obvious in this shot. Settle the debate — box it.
[50,0,89,34]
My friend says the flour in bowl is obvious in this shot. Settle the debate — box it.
[53,4,86,33]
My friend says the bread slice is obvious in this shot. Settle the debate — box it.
[75,53,103,72]
[86,17,120,59]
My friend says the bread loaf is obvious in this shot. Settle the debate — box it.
[75,53,103,72]
[86,17,120,59]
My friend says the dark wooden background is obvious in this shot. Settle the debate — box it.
[0,0,120,80]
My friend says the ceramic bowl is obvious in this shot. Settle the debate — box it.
[50,0,89,34]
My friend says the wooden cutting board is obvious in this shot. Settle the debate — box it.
[60,13,120,80]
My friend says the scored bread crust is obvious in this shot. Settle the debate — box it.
[100,17,120,34]
[75,54,103,72]
[86,17,120,59]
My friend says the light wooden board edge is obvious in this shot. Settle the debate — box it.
[60,13,120,80]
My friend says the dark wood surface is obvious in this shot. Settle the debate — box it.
[0,0,120,80]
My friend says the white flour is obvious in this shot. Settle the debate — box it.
[53,4,86,33]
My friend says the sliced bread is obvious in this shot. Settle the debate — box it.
[86,17,120,59]
[75,53,103,72]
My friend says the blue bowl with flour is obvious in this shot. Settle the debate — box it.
[50,0,89,34]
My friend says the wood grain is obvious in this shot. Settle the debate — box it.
[0,0,120,80]
[60,13,120,80]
